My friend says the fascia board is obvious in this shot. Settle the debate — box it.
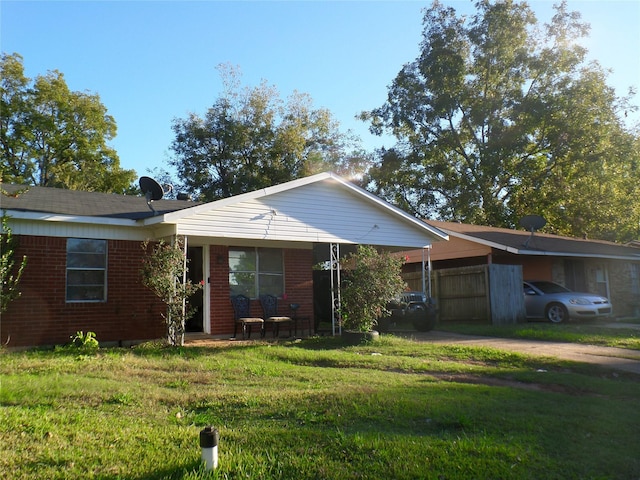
[445,230,640,261]
[514,250,640,261]
[3,209,138,227]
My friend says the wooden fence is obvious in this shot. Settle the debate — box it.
[403,264,525,325]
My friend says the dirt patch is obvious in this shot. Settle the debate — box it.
[429,372,588,395]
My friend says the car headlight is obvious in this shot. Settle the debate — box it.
[569,297,591,305]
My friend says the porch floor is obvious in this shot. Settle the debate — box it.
[183,331,310,347]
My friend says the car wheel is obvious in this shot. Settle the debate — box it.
[545,303,568,323]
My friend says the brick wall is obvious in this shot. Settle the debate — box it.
[2,237,317,347]
[208,246,314,336]
[551,257,640,318]
[283,247,314,333]
[598,260,640,318]
[2,235,165,348]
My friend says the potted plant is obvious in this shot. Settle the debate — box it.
[339,245,407,344]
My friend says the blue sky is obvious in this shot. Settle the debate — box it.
[2,1,639,179]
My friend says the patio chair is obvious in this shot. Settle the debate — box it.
[259,294,294,338]
[231,294,265,340]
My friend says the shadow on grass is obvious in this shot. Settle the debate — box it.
[129,461,213,480]
[20,459,212,480]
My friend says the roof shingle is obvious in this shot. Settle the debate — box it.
[1,184,198,220]
[426,220,640,259]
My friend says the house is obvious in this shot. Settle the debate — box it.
[402,220,640,318]
[0,172,448,348]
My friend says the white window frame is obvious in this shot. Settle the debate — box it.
[594,265,610,299]
[66,238,107,303]
[228,247,284,299]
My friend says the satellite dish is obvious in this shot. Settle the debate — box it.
[139,176,164,201]
[139,177,164,215]
[519,215,546,232]
[519,215,547,248]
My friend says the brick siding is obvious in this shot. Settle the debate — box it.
[2,236,316,347]
[2,236,165,347]
[208,245,314,336]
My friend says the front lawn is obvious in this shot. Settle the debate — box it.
[1,335,639,479]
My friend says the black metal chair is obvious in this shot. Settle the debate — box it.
[231,294,264,339]
[259,294,293,338]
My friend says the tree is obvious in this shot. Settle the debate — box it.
[169,64,369,201]
[1,213,27,314]
[140,237,201,346]
[0,53,136,193]
[362,0,639,242]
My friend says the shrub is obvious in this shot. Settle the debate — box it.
[69,331,99,351]
[340,245,407,332]
[140,236,201,346]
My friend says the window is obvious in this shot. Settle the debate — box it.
[66,239,107,302]
[594,265,609,298]
[229,247,283,298]
[630,263,640,296]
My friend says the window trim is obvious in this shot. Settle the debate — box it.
[66,238,108,303]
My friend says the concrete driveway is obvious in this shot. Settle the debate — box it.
[405,329,640,375]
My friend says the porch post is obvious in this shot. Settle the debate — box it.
[427,245,432,298]
[422,247,426,294]
[181,235,188,346]
[330,243,341,336]
[182,235,188,323]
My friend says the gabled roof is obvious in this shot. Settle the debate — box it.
[1,173,449,248]
[426,220,640,261]
[151,172,448,248]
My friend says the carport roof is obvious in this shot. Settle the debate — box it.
[426,220,640,261]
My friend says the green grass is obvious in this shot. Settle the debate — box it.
[437,321,640,350]
[2,335,640,479]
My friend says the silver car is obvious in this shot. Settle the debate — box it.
[523,281,612,323]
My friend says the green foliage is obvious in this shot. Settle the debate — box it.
[0,52,136,192]
[69,331,99,351]
[362,1,639,242]
[169,64,370,201]
[1,338,639,479]
[340,245,407,332]
[140,236,201,346]
[0,213,26,313]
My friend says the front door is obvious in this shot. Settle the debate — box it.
[186,246,204,332]
[564,259,586,292]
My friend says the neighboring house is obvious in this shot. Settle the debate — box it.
[402,220,640,318]
[0,172,448,348]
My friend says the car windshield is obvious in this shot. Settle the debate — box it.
[529,281,571,294]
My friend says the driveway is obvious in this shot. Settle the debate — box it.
[405,330,640,375]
